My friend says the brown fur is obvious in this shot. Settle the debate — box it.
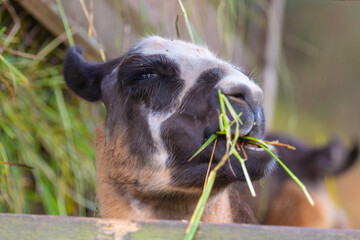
[261,133,358,228]
[95,125,251,223]
[264,181,348,228]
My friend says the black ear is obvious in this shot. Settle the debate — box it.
[313,137,359,176]
[333,140,359,175]
[63,46,121,101]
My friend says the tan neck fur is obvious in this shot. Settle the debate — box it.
[264,181,349,228]
[95,125,233,223]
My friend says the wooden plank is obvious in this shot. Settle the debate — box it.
[0,214,359,240]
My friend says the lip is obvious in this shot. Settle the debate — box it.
[229,123,253,137]
[243,142,265,152]
[207,119,262,142]
[203,131,276,184]
[212,123,271,154]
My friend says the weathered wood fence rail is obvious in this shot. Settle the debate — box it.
[0,214,359,240]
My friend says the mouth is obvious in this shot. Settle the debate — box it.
[200,91,272,173]
[243,142,267,152]
[204,107,267,154]
[216,132,270,153]
[199,128,276,185]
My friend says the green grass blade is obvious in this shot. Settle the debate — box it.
[229,122,239,155]
[188,134,217,162]
[184,171,216,240]
[218,113,224,131]
[218,90,228,130]
[229,112,243,128]
[241,136,269,147]
[245,139,315,206]
[177,0,195,43]
[262,146,314,206]
[56,0,75,46]
[185,144,231,240]
[222,96,243,125]
[233,150,256,197]
[0,121,15,139]
[0,54,28,83]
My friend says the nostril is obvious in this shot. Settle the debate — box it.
[232,93,245,101]
[216,74,263,112]
[224,85,262,113]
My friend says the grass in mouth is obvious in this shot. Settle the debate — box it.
[184,90,314,240]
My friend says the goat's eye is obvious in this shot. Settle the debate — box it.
[139,73,159,80]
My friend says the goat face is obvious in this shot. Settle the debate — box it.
[63,36,275,197]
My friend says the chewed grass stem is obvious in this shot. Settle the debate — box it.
[203,138,217,192]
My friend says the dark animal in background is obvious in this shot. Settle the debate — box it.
[262,134,358,228]
[63,36,276,223]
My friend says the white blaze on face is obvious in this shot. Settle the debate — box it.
[146,111,173,168]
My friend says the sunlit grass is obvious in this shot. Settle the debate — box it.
[56,0,75,47]
[0,9,101,215]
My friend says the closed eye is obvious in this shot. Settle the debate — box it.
[139,73,159,80]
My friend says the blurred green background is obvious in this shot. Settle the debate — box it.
[0,0,359,228]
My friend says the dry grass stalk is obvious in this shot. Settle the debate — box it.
[3,0,20,47]
[0,161,33,169]
[79,0,106,61]
[2,46,43,61]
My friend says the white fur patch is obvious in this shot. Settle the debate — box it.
[146,110,173,168]
[127,194,154,219]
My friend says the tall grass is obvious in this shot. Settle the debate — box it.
[0,4,101,216]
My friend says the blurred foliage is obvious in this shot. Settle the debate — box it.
[0,3,103,216]
[273,1,360,144]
